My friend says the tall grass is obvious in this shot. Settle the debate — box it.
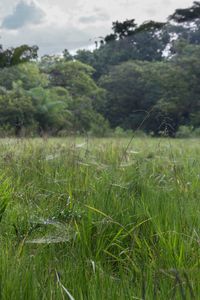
[0,137,199,299]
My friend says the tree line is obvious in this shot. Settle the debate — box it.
[0,1,200,137]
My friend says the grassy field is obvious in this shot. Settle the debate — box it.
[0,137,199,299]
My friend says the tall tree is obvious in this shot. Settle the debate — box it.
[0,63,48,90]
[0,45,38,68]
[169,1,200,23]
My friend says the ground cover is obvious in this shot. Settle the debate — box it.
[0,137,199,299]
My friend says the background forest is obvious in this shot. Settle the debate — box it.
[0,1,200,137]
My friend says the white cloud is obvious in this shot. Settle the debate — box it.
[79,8,110,24]
[1,1,45,29]
[0,0,195,54]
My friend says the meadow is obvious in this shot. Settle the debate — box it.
[0,137,199,299]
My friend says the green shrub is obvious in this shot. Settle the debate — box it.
[89,114,111,137]
[193,127,200,137]
[175,125,193,138]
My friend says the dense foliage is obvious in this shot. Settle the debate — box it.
[0,60,107,136]
[0,1,200,136]
[99,43,200,135]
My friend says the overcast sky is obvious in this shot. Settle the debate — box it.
[0,0,194,55]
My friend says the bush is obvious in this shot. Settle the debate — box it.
[175,125,193,138]
[113,127,147,138]
[0,125,15,138]
[113,126,126,137]
[193,127,200,137]
[133,130,148,138]
[89,114,111,137]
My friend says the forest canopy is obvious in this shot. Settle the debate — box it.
[0,1,200,137]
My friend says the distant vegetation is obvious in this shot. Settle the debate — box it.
[1,1,200,137]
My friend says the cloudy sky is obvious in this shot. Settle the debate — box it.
[0,0,194,55]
